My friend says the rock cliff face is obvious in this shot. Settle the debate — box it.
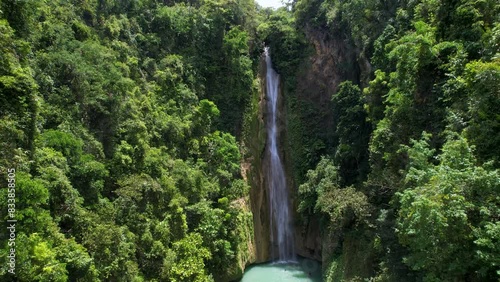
[247,25,362,266]
[286,25,361,263]
[297,25,360,111]
[247,52,292,263]
[221,196,257,281]
[246,55,271,263]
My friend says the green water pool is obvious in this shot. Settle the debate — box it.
[241,258,322,282]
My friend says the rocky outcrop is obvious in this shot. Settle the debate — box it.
[285,25,361,263]
[246,55,271,263]
[298,25,359,109]
[219,197,257,282]
[294,216,322,261]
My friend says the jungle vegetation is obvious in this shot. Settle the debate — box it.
[0,0,498,281]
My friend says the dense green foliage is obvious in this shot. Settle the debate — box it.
[262,0,499,281]
[397,133,499,280]
[0,0,261,281]
[1,0,498,281]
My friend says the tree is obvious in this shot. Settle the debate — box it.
[397,133,500,281]
[170,233,213,282]
[298,157,370,229]
[331,81,370,185]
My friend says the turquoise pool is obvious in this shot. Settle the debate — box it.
[241,258,322,282]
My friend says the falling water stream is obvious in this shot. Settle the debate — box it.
[264,47,295,262]
[241,48,321,281]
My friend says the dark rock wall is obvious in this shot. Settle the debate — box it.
[287,25,361,262]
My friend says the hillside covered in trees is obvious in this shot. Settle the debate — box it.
[1,0,260,280]
[0,0,499,281]
[272,0,499,280]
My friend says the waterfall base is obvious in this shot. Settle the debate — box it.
[241,257,322,282]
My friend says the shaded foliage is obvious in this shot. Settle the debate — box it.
[0,0,258,281]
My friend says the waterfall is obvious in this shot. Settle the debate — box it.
[264,47,296,262]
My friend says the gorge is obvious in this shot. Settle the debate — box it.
[0,1,498,281]
[241,48,321,281]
